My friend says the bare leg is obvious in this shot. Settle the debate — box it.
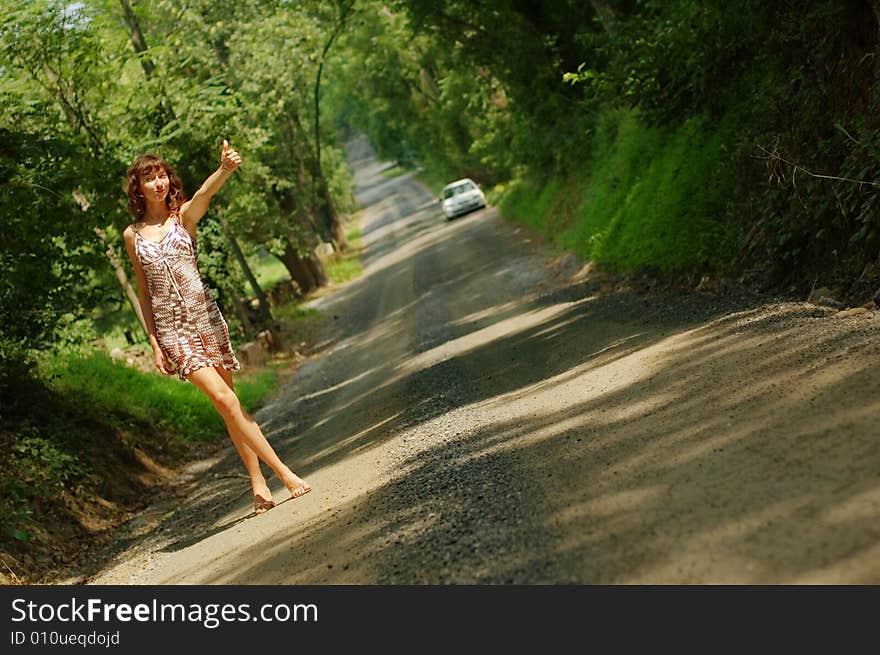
[213,367,273,508]
[188,365,311,501]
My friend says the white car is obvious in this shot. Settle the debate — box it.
[440,178,486,220]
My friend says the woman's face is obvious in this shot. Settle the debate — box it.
[138,167,169,204]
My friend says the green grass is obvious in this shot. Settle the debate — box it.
[326,256,363,284]
[380,163,408,179]
[249,220,365,290]
[38,351,279,442]
[325,220,364,284]
[251,250,292,289]
[1,349,279,571]
[274,303,321,325]
[498,107,740,273]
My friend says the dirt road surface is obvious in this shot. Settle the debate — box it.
[87,136,880,584]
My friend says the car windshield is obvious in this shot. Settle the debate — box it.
[443,181,475,199]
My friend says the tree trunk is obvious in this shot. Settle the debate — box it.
[306,253,329,287]
[332,218,349,253]
[218,217,286,350]
[281,242,319,296]
[871,1,880,32]
[218,216,273,328]
[94,228,147,340]
[289,109,341,247]
[119,0,155,78]
[277,186,332,289]
[313,1,354,181]
[119,0,175,125]
[231,294,257,338]
[316,178,347,253]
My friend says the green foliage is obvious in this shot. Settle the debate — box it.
[559,1,880,294]
[332,0,880,297]
[0,418,80,546]
[0,0,356,573]
[9,429,83,489]
[1,0,358,373]
[500,107,740,273]
[191,217,250,340]
[274,304,321,326]
[38,349,280,442]
[345,222,361,245]
[326,4,513,185]
[380,164,408,179]
[0,396,83,546]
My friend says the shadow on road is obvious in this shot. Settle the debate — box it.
[149,136,880,583]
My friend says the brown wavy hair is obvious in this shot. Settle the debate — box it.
[125,154,186,220]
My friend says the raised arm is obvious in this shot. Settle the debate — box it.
[179,139,242,237]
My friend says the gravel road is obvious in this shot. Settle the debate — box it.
[88,136,880,585]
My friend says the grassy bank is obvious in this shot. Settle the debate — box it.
[496,107,743,276]
[41,352,279,442]
[0,351,281,583]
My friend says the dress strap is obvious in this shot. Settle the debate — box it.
[132,211,178,236]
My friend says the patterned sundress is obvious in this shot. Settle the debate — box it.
[133,212,241,380]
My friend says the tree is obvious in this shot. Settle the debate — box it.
[0,1,126,392]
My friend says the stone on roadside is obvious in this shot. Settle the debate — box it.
[833,307,871,319]
[808,286,833,303]
[816,296,844,309]
[237,341,266,368]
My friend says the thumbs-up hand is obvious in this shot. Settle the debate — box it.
[220,138,242,173]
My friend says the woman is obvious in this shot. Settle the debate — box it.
[122,139,310,514]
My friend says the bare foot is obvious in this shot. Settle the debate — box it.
[285,475,312,500]
[252,482,274,514]
[253,494,275,514]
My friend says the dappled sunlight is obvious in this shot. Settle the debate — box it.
[397,298,591,375]
[556,484,670,520]
[325,315,406,357]
[449,295,543,327]
[527,317,880,582]
[262,145,879,583]
[145,282,879,584]
[820,486,880,524]
[531,312,598,340]
[792,542,880,584]
[297,366,381,403]
[302,411,405,467]
[471,332,664,419]
[360,297,877,582]
[361,212,462,277]
[620,501,801,583]
[141,292,879,583]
